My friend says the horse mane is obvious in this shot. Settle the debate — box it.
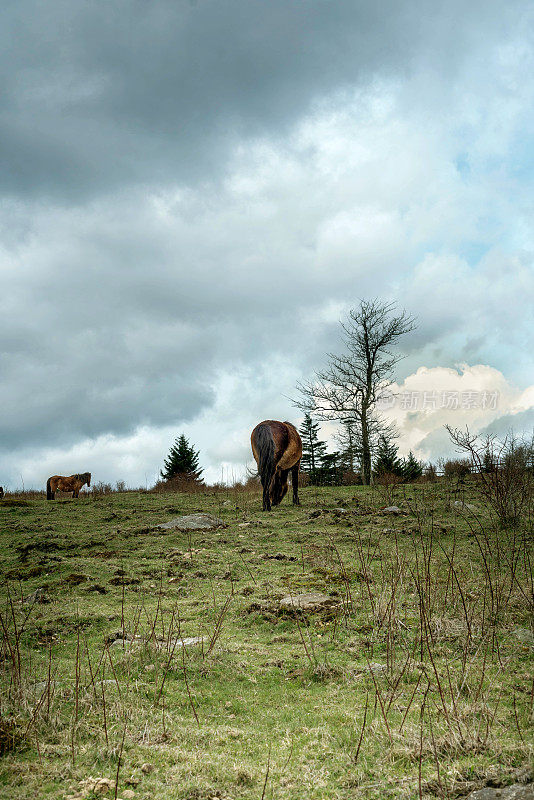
[73,473,90,481]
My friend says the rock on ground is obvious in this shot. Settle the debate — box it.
[157,513,227,531]
[453,500,478,512]
[367,661,387,674]
[382,506,402,514]
[512,627,534,648]
[22,588,51,604]
[67,777,115,799]
[109,634,203,651]
[279,592,338,613]
[468,785,534,799]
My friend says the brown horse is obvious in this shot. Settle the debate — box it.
[46,473,91,500]
[251,420,302,511]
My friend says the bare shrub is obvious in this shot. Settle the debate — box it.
[90,481,113,497]
[375,471,402,505]
[421,463,438,483]
[242,475,261,492]
[342,469,362,486]
[1,489,45,500]
[446,427,534,528]
[298,471,311,487]
[443,458,471,481]
[152,473,204,494]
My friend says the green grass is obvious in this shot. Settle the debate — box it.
[0,481,532,799]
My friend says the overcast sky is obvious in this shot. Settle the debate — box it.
[1,0,534,489]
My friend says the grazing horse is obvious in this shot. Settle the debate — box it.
[251,420,302,511]
[46,473,91,500]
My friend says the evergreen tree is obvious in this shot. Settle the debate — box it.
[401,451,423,482]
[160,434,203,482]
[373,435,403,478]
[336,419,361,473]
[298,414,328,484]
[316,450,343,486]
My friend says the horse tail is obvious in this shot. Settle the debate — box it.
[254,423,276,490]
[46,478,53,500]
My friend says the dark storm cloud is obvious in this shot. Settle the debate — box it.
[1,0,522,200]
[480,408,534,439]
[1,0,533,488]
[0,191,339,452]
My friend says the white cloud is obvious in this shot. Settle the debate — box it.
[381,364,534,461]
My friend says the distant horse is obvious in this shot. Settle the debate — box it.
[251,420,302,511]
[46,473,91,500]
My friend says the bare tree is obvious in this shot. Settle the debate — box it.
[296,300,415,485]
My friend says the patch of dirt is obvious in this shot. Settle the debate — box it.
[262,552,297,561]
[64,573,88,586]
[246,592,340,619]
[108,575,141,586]
[5,564,46,580]
[16,538,76,560]
[0,715,28,755]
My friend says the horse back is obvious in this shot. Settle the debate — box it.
[277,421,302,470]
[252,420,301,470]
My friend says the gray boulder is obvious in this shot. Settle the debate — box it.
[279,592,337,613]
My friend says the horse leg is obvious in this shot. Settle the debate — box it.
[273,469,289,505]
[262,481,271,511]
[291,460,301,505]
[261,469,273,511]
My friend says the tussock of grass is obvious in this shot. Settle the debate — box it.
[0,480,532,799]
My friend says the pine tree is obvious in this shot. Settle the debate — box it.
[333,419,364,484]
[373,435,403,478]
[298,414,328,484]
[317,451,343,486]
[401,451,423,482]
[160,434,203,482]
[336,419,360,472]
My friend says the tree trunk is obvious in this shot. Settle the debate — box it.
[360,411,371,485]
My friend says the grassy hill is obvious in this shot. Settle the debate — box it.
[0,481,532,799]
